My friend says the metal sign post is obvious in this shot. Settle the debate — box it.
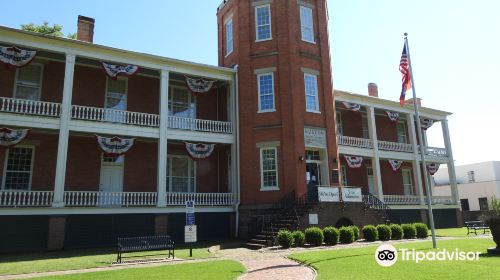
[185,200,196,257]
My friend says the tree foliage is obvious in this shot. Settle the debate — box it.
[21,21,76,39]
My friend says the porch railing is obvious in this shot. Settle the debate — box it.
[383,195,421,205]
[427,196,455,205]
[0,97,61,117]
[168,116,233,134]
[71,105,160,127]
[378,141,413,153]
[165,192,234,206]
[0,190,54,207]
[337,135,373,149]
[64,191,158,207]
[424,146,448,158]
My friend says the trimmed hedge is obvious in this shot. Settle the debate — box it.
[402,223,417,239]
[292,230,305,247]
[339,227,355,244]
[362,225,378,242]
[323,227,340,245]
[277,230,294,248]
[390,224,404,240]
[305,227,324,246]
[376,224,392,241]
[414,223,429,238]
[350,226,360,240]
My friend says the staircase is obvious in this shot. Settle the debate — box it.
[362,193,392,223]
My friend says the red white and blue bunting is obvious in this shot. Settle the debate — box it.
[185,142,215,160]
[420,118,435,130]
[0,46,37,68]
[101,62,139,80]
[185,76,215,94]
[385,111,400,122]
[0,127,30,147]
[95,135,135,156]
[341,102,361,112]
[388,159,403,172]
[427,163,440,175]
[344,155,363,168]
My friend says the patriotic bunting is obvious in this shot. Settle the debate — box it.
[0,127,30,147]
[185,142,215,160]
[95,135,135,156]
[0,46,37,68]
[427,163,440,175]
[420,118,435,130]
[101,62,139,80]
[341,102,361,112]
[388,159,403,172]
[385,111,400,122]
[185,76,215,94]
[344,155,363,168]
[399,43,412,106]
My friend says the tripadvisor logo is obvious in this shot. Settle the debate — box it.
[375,244,481,267]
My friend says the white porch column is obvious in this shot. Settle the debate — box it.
[442,119,459,204]
[407,113,425,205]
[229,80,238,202]
[157,69,169,207]
[52,53,76,207]
[367,106,383,201]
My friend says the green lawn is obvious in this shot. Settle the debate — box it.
[434,227,489,238]
[290,238,499,280]
[0,244,212,276]
[32,260,245,280]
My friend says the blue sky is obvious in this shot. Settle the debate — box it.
[1,0,498,165]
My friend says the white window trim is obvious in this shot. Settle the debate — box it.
[13,63,44,101]
[257,72,276,113]
[167,154,197,193]
[340,165,347,186]
[300,5,315,44]
[105,76,128,110]
[260,147,279,191]
[336,111,343,136]
[402,168,414,195]
[225,17,234,57]
[168,84,197,118]
[396,120,408,144]
[304,73,320,113]
[255,4,272,42]
[1,145,35,190]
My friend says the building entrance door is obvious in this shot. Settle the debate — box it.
[99,155,124,206]
[306,161,322,202]
[367,166,375,194]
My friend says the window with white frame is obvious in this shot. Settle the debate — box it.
[2,146,34,190]
[341,165,347,186]
[255,4,271,41]
[396,121,408,143]
[260,147,278,189]
[467,170,475,183]
[225,18,233,56]
[300,6,314,42]
[304,74,319,112]
[167,155,195,193]
[336,112,343,135]
[168,86,196,118]
[14,64,43,100]
[105,78,127,123]
[257,73,275,112]
[402,168,414,195]
[362,115,369,138]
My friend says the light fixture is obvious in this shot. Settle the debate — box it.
[299,155,305,161]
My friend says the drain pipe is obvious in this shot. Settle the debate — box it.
[233,64,240,238]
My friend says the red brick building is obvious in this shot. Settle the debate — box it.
[0,1,459,252]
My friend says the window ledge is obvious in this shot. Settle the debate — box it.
[255,38,273,43]
[260,187,280,192]
[306,110,321,114]
[257,109,276,113]
[301,39,316,44]
[225,51,233,58]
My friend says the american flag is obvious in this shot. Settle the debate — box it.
[399,43,412,106]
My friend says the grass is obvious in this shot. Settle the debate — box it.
[290,238,499,280]
[0,244,212,276]
[32,260,245,280]
[434,227,489,238]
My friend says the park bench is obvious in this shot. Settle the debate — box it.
[464,221,490,235]
[117,235,175,263]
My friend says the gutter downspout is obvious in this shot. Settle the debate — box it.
[234,64,240,238]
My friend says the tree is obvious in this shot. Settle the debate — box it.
[21,21,76,39]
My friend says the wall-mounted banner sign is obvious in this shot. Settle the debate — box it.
[185,76,215,94]
[388,159,404,172]
[95,135,135,156]
[318,187,340,202]
[304,127,327,148]
[344,155,363,168]
[101,62,139,80]
[185,142,215,160]
[0,127,30,147]
[420,117,435,130]
[0,46,37,68]
[385,111,400,122]
[427,162,440,175]
[341,101,361,112]
[342,187,362,202]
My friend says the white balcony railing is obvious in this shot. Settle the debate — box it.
[165,192,234,206]
[71,105,160,127]
[0,97,61,117]
[168,116,233,134]
[337,135,373,149]
[64,191,158,207]
[0,190,54,207]
[383,195,421,205]
[378,141,413,153]
[427,196,455,205]
[424,147,448,158]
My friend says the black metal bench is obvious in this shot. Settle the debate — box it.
[464,221,490,235]
[117,235,175,263]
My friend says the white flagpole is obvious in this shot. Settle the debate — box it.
[404,32,437,249]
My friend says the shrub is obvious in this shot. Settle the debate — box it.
[362,225,378,242]
[323,227,339,245]
[305,227,324,246]
[402,224,417,239]
[390,224,404,240]
[350,225,360,240]
[339,227,355,244]
[376,224,392,241]
[292,230,305,247]
[414,223,429,238]
[276,230,293,249]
